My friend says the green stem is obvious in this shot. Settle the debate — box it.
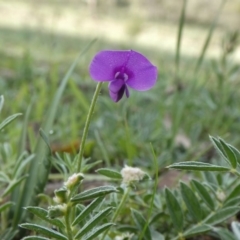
[77,82,103,172]
[100,186,131,240]
[65,205,73,240]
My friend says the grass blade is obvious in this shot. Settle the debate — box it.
[175,0,187,77]
[194,0,226,73]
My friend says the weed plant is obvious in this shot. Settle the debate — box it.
[1,0,240,239]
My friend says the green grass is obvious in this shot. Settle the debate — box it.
[0,0,239,174]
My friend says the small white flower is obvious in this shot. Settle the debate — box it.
[216,190,226,201]
[64,173,84,189]
[121,165,147,184]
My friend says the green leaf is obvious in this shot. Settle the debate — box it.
[168,161,230,171]
[96,168,122,180]
[214,228,236,240]
[72,197,104,226]
[0,227,18,240]
[191,180,215,211]
[165,188,183,231]
[0,113,22,131]
[82,223,114,240]
[13,153,34,178]
[228,145,240,165]
[232,221,240,239]
[224,196,240,208]
[71,186,118,202]
[22,237,50,240]
[180,182,202,222]
[205,206,240,225]
[25,206,65,229]
[225,183,240,203]
[194,0,226,73]
[175,0,187,75]
[74,207,112,239]
[2,175,28,198]
[210,136,227,156]
[131,208,152,240]
[151,230,165,240]
[219,138,237,168]
[39,129,52,154]
[0,95,4,113]
[20,223,67,240]
[183,224,211,237]
[0,202,14,213]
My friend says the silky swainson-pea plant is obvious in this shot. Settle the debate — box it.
[77,49,158,172]
[89,50,158,102]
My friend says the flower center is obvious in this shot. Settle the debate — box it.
[114,71,128,81]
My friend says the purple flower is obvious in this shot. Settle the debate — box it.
[89,50,158,102]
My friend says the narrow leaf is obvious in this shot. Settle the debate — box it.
[168,161,230,171]
[225,184,240,203]
[224,196,240,208]
[210,136,228,160]
[71,186,117,202]
[219,138,237,168]
[17,98,34,157]
[0,202,14,213]
[191,180,215,211]
[0,95,4,113]
[25,206,65,229]
[205,206,240,225]
[175,0,187,75]
[96,168,122,180]
[0,227,18,240]
[165,188,183,231]
[39,129,52,154]
[180,182,202,222]
[20,223,67,240]
[2,175,28,198]
[228,145,240,165]
[72,197,104,226]
[194,0,226,72]
[131,208,152,240]
[0,113,22,131]
[22,237,50,240]
[232,221,240,239]
[82,223,114,240]
[183,224,211,237]
[214,228,236,240]
[74,207,112,239]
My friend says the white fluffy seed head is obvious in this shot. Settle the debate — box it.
[121,165,146,184]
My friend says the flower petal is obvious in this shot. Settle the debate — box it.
[109,79,124,93]
[89,50,133,82]
[125,51,158,91]
[109,80,126,102]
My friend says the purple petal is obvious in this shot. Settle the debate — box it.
[89,50,133,82]
[109,79,126,102]
[109,79,124,93]
[125,51,158,91]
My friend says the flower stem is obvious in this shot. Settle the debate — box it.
[65,205,73,240]
[100,186,131,240]
[77,82,103,172]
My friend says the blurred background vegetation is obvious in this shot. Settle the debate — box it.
[1,0,240,170]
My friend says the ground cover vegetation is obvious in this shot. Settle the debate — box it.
[1,0,240,239]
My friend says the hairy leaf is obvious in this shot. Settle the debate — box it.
[165,188,183,231]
